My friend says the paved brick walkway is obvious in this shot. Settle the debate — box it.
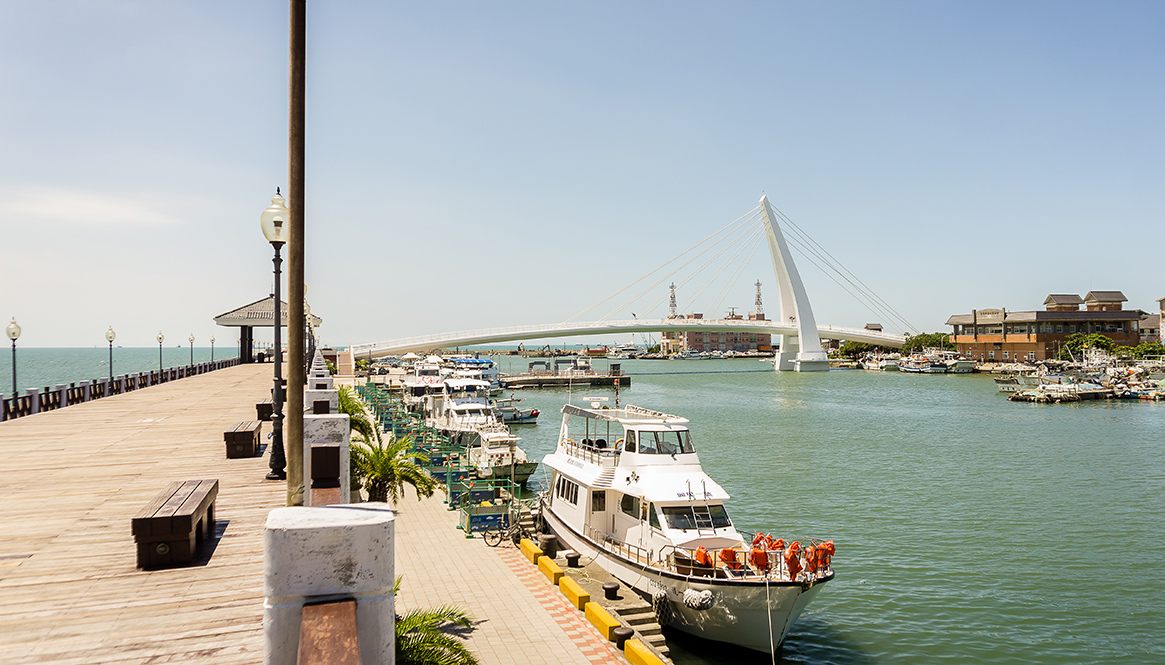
[392,486,628,665]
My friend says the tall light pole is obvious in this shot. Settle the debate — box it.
[156,332,164,373]
[6,318,20,397]
[210,336,215,362]
[188,334,195,366]
[105,326,116,383]
[285,0,308,506]
[261,189,290,481]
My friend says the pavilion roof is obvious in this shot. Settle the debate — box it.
[213,295,322,328]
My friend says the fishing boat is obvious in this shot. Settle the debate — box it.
[898,355,947,373]
[401,355,449,410]
[539,402,834,653]
[492,396,540,424]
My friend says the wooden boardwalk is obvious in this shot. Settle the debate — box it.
[0,363,632,665]
[0,363,279,664]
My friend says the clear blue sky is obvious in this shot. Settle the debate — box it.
[2,2,1162,348]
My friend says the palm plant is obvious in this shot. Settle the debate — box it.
[338,385,379,445]
[351,435,439,503]
[395,576,479,665]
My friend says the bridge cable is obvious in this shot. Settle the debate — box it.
[563,205,761,323]
[709,230,765,317]
[679,226,763,314]
[601,215,761,321]
[623,213,763,318]
[772,205,920,334]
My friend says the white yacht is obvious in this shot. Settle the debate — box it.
[540,403,834,653]
[426,378,538,485]
[401,356,449,410]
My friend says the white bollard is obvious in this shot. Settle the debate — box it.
[303,413,351,506]
[264,505,395,665]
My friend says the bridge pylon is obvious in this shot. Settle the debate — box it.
[758,195,830,371]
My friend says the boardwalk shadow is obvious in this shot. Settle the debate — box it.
[190,519,230,567]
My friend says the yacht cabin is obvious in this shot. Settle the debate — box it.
[543,404,745,562]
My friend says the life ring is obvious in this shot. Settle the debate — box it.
[615,438,624,446]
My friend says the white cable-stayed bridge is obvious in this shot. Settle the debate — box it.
[351,196,915,370]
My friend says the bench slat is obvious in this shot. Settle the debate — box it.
[174,480,219,530]
[130,481,184,536]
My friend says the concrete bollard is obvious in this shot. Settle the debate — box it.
[264,504,395,665]
[303,388,339,414]
[302,413,351,506]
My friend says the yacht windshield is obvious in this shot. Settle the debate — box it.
[662,504,732,530]
[634,430,695,455]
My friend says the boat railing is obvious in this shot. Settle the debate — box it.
[657,540,834,582]
[583,523,652,567]
[560,438,620,467]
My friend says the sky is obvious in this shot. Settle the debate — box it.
[2,1,1163,349]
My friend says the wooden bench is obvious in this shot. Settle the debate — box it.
[131,479,219,569]
[256,398,274,421]
[225,420,261,458]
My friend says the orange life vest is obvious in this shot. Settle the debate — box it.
[749,547,770,571]
[752,532,767,548]
[719,547,742,569]
[693,546,713,567]
[785,541,802,580]
[804,544,818,573]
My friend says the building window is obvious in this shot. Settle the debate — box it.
[1003,351,1009,359]
[1027,352,1036,361]
[988,351,995,360]
[1056,325,1063,334]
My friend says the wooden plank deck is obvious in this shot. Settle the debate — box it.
[0,363,279,665]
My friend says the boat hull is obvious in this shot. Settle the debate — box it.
[541,504,829,653]
[477,461,538,485]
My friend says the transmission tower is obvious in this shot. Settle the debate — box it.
[754,280,764,316]
[669,282,677,318]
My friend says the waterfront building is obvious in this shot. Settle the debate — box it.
[659,312,773,354]
[946,291,1145,362]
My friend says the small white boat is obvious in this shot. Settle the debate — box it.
[492,397,540,424]
[426,378,538,485]
[899,355,947,373]
[540,402,834,653]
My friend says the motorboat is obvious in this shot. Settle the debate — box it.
[898,355,947,373]
[860,353,900,371]
[540,402,834,653]
[492,396,540,424]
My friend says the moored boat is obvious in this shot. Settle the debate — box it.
[540,402,834,653]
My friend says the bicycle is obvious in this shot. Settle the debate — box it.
[483,511,531,547]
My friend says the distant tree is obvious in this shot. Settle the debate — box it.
[1056,332,1115,360]
[838,341,892,358]
[902,333,955,355]
[1135,341,1165,359]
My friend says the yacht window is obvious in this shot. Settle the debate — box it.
[556,476,579,505]
[620,493,640,518]
[623,433,637,453]
[661,505,732,530]
[635,431,695,455]
[591,490,606,512]
[707,504,732,528]
[648,503,660,529]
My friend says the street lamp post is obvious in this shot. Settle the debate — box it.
[210,336,215,362]
[6,318,20,397]
[261,189,290,481]
[157,332,164,374]
[188,334,195,366]
[105,326,116,383]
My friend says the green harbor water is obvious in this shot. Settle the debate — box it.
[489,357,1165,664]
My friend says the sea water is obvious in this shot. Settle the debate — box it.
[487,357,1165,665]
[0,347,224,397]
